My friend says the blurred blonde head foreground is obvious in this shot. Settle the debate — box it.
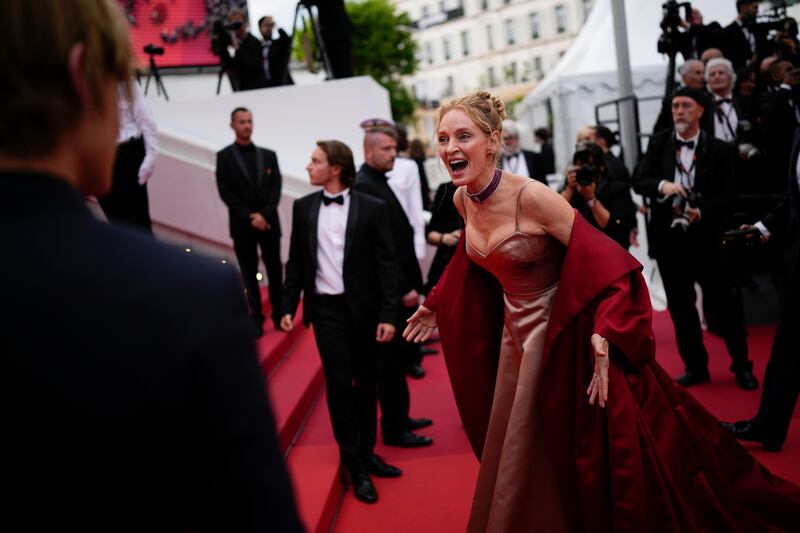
[0,0,133,160]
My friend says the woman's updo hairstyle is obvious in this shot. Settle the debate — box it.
[436,91,506,139]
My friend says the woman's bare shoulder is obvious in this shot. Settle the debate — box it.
[519,179,575,243]
[452,185,465,216]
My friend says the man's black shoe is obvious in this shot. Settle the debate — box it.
[367,455,402,478]
[675,370,710,387]
[407,417,433,430]
[735,370,759,391]
[349,471,378,503]
[384,430,433,448]
[721,419,782,452]
[408,364,425,379]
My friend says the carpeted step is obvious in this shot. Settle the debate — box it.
[266,327,325,453]
[256,309,305,378]
[286,391,344,533]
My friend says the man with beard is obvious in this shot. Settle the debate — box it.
[633,87,757,390]
[354,126,433,447]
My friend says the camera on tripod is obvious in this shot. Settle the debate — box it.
[657,1,692,56]
[144,43,164,56]
[670,190,702,232]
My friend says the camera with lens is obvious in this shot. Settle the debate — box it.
[143,43,164,56]
[210,19,243,57]
[670,190,702,232]
[735,120,761,160]
[657,1,692,55]
[572,144,600,187]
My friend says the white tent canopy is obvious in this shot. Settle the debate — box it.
[516,0,734,172]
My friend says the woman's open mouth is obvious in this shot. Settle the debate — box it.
[449,158,468,177]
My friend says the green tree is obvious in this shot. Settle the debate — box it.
[349,0,419,122]
[294,0,419,122]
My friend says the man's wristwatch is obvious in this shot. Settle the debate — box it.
[586,197,597,208]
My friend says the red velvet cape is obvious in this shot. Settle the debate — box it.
[424,213,800,532]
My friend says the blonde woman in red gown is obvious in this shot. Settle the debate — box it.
[404,91,800,532]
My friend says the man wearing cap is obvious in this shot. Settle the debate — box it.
[634,87,757,390]
[355,123,433,448]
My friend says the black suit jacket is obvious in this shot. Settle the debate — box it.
[0,172,303,532]
[283,190,398,328]
[267,29,294,86]
[633,129,736,258]
[355,164,424,296]
[763,127,800,282]
[231,33,268,90]
[216,143,282,238]
[721,21,766,69]
[498,150,546,183]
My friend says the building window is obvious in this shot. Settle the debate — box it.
[486,24,494,51]
[504,0,511,5]
[582,0,592,22]
[534,56,543,79]
[529,12,540,39]
[426,42,434,64]
[445,75,455,97]
[488,66,498,88]
[461,30,470,56]
[481,0,489,10]
[439,0,446,12]
[555,5,567,34]
[505,19,515,45]
[505,62,518,84]
[421,5,429,17]
[443,37,451,61]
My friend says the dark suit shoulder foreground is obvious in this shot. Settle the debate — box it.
[0,172,303,532]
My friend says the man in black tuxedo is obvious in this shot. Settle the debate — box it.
[758,60,800,195]
[724,127,800,451]
[281,140,400,504]
[500,120,546,184]
[1,1,302,530]
[258,16,294,87]
[721,0,766,69]
[634,87,757,390]
[216,107,284,336]
[355,126,433,448]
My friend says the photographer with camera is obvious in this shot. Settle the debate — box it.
[215,8,267,91]
[259,15,294,87]
[634,87,756,390]
[561,142,636,250]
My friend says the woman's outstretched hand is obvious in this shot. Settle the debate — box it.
[587,333,610,408]
[403,305,436,343]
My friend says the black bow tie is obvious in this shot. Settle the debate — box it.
[716,97,732,104]
[322,195,344,206]
[675,139,695,149]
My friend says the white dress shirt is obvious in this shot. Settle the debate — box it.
[315,190,350,295]
[712,93,738,143]
[387,157,427,260]
[673,130,700,190]
[502,151,530,178]
[117,81,159,184]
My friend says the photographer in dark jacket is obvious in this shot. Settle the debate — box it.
[561,142,636,250]
[634,87,756,390]
[224,8,268,91]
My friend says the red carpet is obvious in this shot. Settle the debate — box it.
[330,311,800,532]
